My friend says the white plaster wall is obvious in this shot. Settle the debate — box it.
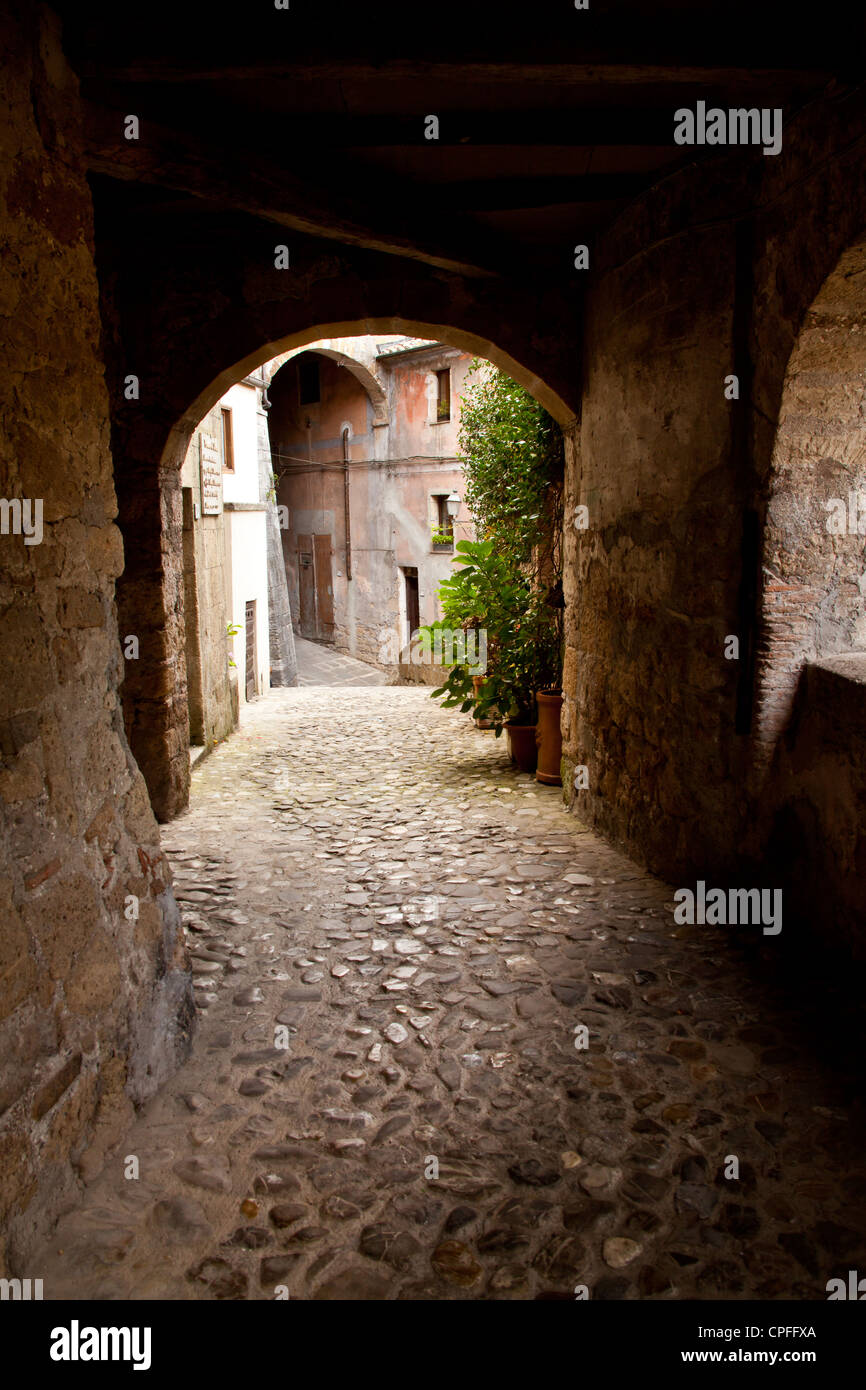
[228,510,271,703]
[221,381,261,504]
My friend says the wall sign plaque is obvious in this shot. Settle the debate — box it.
[200,430,222,515]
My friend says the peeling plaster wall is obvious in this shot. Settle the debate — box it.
[270,346,473,669]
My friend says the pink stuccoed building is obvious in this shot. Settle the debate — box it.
[266,336,477,677]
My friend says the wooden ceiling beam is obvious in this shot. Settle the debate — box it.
[80,102,501,280]
[77,61,835,88]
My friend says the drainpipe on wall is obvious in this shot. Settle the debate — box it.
[343,426,353,581]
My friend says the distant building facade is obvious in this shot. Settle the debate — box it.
[266,336,476,675]
[180,372,287,752]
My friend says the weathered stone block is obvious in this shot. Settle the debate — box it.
[32,1053,82,1122]
[65,930,123,1017]
[57,587,104,629]
[0,887,36,1023]
[23,873,102,983]
[0,1006,57,1115]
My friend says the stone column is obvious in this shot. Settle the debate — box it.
[114,441,192,821]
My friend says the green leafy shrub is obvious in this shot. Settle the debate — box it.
[424,539,559,732]
[421,363,564,730]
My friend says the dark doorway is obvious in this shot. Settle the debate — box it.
[403,565,420,645]
[297,535,315,637]
[314,534,335,641]
[245,599,257,700]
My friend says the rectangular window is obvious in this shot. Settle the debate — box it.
[221,407,234,471]
[299,357,320,405]
[434,494,453,537]
[436,369,450,422]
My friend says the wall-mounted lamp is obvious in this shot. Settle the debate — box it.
[445,490,461,520]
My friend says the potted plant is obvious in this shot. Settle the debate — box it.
[467,577,563,776]
[419,538,502,728]
[421,539,542,772]
[533,579,565,785]
[430,524,454,552]
[472,674,494,728]
[422,362,565,776]
[505,718,537,773]
[535,689,563,783]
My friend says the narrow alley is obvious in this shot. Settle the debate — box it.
[30,650,866,1301]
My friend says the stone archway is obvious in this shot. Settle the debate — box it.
[265,340,391,428]
[128,315,577,823]
[161,317,577,481]
[753,234,866,766]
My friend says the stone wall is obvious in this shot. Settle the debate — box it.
[762,655,866,959]
[0,5,193,1274]
[753,237,866,768]
[562,209,742,878]
[563,84,866,889]
[89,167,579,817]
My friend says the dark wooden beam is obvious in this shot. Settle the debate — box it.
[408,173,651,212]
[80,102,501,280]
[77,61,836,89]
[77,108,705,148]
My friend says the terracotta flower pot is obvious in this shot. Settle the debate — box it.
[472,675,494,728]
[535,690,563,785]
[505,721,538,773]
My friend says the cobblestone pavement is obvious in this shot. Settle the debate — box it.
[33,683,866,1300]
[294,634,389,687]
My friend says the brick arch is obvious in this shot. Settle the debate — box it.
[753,233,866,763]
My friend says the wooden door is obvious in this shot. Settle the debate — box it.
[245,599,256,700]
[314,533,335,641]
[404,567,420,643]
[297,533,315,638]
